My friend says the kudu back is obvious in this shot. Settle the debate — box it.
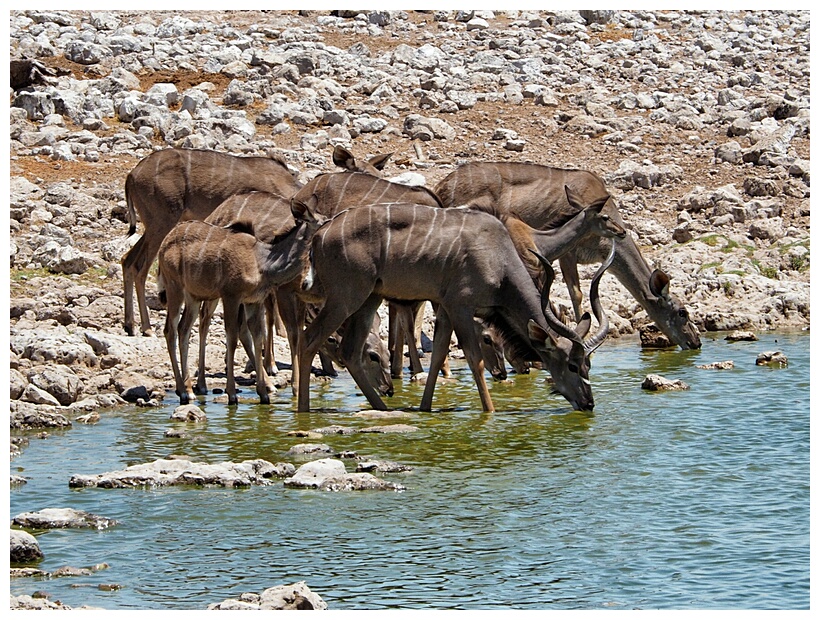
[435,161,701,350]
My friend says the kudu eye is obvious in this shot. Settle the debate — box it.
[483,335,493,345]
[369,352,380,363]
[678,308,688,319]
[568,363,579,374]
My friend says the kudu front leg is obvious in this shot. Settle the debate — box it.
[559,252,585,322]
[340,295,389,410]
[297,302,352,412]
[420,309,454,412]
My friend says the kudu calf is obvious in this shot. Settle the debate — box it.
[435,162,702,350]
[122,145,391,337]
[157,199,326,405]
[297,203,614,413]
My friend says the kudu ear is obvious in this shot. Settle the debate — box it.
[332,145,356,170]
[565,185,609,213]
[527,319,559,349]
[575,311,593,340]
[290,194,321,224]
[649,269,671,299]
[367,152,393,171]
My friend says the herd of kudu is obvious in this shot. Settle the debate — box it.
[121,145,702,413]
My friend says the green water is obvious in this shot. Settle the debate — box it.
[9,331,810,610]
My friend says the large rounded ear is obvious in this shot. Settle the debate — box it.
[332,145,356,170]
[565,185,609,212]
[290,194,320,223]
[528,319,558,349]
[649,269,671,298]
[367,152,393,171]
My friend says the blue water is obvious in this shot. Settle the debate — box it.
[9,330,810,610]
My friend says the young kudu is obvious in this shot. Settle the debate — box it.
[157,199,326,405]
[297,203,614,413]
[434,162,702,350]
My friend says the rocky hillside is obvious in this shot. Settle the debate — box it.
[9,9,810,409]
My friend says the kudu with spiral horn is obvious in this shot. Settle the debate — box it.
[529,238,617,408]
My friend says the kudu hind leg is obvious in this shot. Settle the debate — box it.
[195,300,218,395]
[244,302,273,403]
[451,310,494,412]
[121,236,145,336]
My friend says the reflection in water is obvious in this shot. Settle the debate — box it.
[9,331,810,610]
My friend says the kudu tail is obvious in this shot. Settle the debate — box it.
[156,265,167,307]
[124,175,138,237]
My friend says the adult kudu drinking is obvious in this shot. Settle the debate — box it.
[435,162,702,350]
[297,203,615,413]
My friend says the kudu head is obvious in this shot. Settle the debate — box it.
[646,269,702,350]
[332,145,393,177]
[476,319,507,381]
[323,313,394,397]
[256,196,328,288]
[564,185,627,240]
[528,239,616,411]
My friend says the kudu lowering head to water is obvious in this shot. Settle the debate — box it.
[465,186,625,377]
[435,162,701,350]
[157,198,327,405]
[297,203,614,413]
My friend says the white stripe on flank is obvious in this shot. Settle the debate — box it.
[414,206,434,262]
[385,205,392,257]
[338,173,355,211]
[339,208,349,263]
[442,210,465,265]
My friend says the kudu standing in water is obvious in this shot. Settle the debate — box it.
[435,162,702,350]
[288,171,443,387]
[157,199,326,405]
[297,203,614,413]
[121,145,390,337]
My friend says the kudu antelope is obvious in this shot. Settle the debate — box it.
[297,203,614,413]
[201,191,392,399]
[157,199,326,405]
[475,187,626,375]
[435,162,702,350]
[121,145,391,337]
[289,170,443,383]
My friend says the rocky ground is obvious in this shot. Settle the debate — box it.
[9,9,810,418]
